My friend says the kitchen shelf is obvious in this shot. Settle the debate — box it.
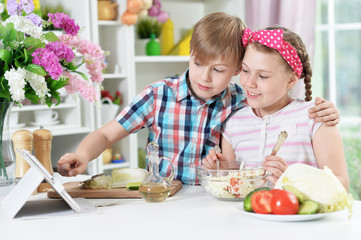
[102,162,130,170]
[135,55,190,63]
[12,102,77,112]
[103,73,127,79]
[10,125,91,136]
[98,20,123,26]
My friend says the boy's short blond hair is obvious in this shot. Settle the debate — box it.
[190,12,246,68]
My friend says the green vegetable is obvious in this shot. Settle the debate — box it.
[126,182,143,190]
[243,187,270,212]
[111,168,149,188]
[298,200,320,214]
[275,164,354,214]
[83,174,112,189]
[282,185,305,204]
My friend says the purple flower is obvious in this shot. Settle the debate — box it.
[32,49,63,80]
[20,0,34,14]
[48,13,80,36]
[6,0,22,16]
[6,0,34,16]
[26,13,43,27]
[45,41,75,63]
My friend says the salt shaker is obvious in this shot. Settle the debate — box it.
[12,129,33,179]
[33,127,53,192]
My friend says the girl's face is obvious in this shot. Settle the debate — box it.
[188,55,241,102]
[240,44,298,116]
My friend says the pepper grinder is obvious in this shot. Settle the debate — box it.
[33,126,53,192]
[12,129,33,180]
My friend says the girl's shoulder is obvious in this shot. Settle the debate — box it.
[289,99,316,113]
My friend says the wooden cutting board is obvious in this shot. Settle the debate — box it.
[47,180,182,199]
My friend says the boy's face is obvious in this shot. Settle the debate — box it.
[240,45,298,115]
[188,55,241,102]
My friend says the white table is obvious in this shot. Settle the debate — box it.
[1,174,360,240]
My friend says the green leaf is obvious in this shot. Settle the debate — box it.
[74,71,89,81]
[26,42,45,55]
[14,59,20,68]
[24,37,42,49]
[0,23,6,39]
[44,31,60,42]
[23,48,28,64]
[5,23,17,43]
[63,62,79,71]
[15,31,24,42]
[24,91,40,104]
[25,64,47,76]
[51,91,61,105]
[0,49,11,63]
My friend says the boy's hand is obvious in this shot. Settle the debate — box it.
[308,97,340,126]
[202,148,224,169]
[263,155,288,184]
[57,153,88,177]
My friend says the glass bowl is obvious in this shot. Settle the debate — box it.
[196,161,270,201]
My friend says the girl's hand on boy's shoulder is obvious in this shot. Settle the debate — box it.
[263,155,288,184]
[308,97,340,126]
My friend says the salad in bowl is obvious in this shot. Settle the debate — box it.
[196,161,270,200]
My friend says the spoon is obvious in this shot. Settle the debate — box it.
[214,145,221,171]
[271,131,288,155]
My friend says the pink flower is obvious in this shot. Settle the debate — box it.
[45,41,75,63]
[48,12,80,36]
[63,71,99,102]
[31,48,63,80]
[59,34,106,84]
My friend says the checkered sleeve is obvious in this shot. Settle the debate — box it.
[116,85,155,134]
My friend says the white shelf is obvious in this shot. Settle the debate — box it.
[135,55,190,63]
[102,162,130,170]
[10,125,91,136]
[12,102,77,112]
[103,73,127,79]
[98,20,123,26]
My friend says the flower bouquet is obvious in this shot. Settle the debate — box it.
[0,0,107,185]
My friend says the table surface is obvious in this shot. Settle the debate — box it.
[1,174,361,240]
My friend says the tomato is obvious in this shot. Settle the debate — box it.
[270,189,299,215]
[251,191,273,214]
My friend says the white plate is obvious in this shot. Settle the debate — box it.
[29,120,60,127]
[10,123,26,129]
[237,202,338,222]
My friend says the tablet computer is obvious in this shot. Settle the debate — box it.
[0,149,95,220]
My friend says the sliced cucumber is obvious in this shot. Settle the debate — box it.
[298,200,320,214]
[126,182,143,190]
[243,187,270,212]
[282,185,305,204]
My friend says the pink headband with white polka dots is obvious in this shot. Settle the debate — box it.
[242,28,303,78]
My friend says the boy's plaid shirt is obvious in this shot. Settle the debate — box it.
[117,70,246,184]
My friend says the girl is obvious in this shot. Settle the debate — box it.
[202,26,349,190]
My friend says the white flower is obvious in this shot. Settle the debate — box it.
[4,68,27,102]
[25,70,49,101]
[0,3,4,15]
[5,15,43,39]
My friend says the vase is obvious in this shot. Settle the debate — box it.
[135,38,150,56]
[0,99,15,187]
[146,33,161,56]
